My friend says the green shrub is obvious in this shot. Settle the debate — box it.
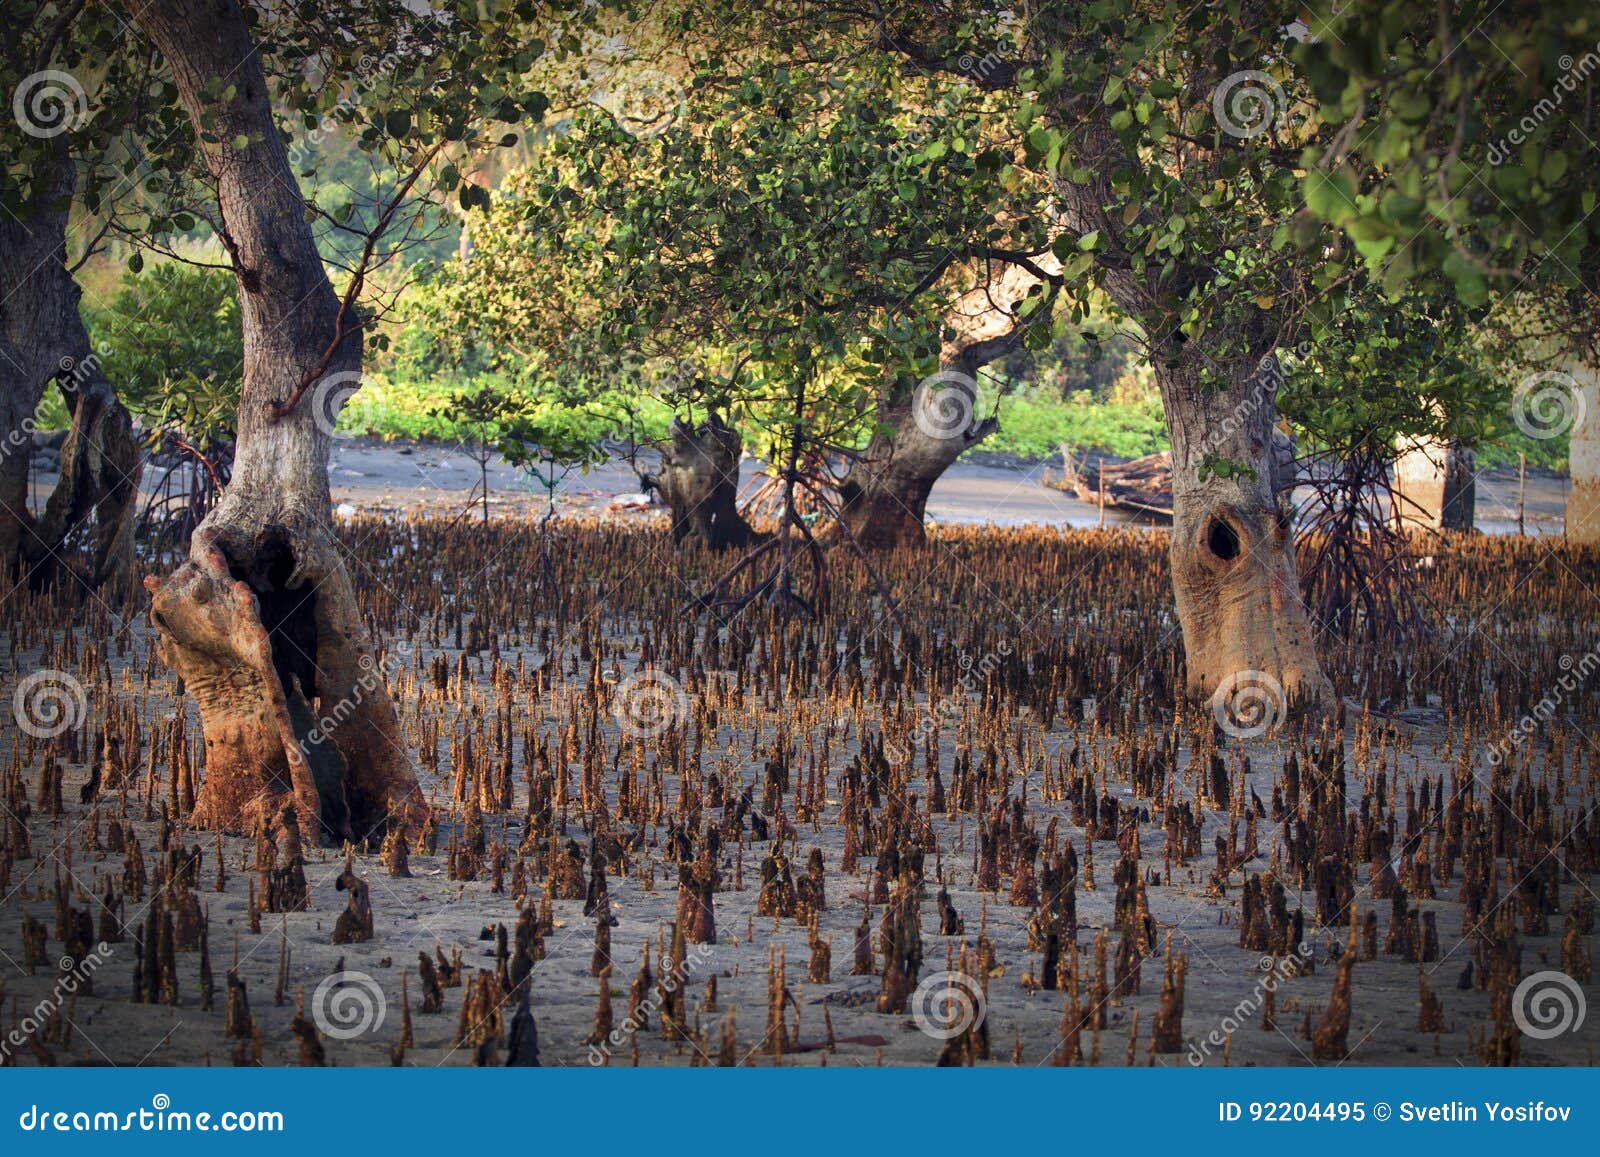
[87,264,242,445]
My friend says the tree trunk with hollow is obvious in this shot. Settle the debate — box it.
[1159,355,1331,710]
[838,258,1052,549]
[131,0,427,844]
[642,414,758,550]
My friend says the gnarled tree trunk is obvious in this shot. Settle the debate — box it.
[837,258,1051,549]
[1159,354,1331,709]
[0,146,74,581]
[0,143,144,592]
[34,315,144,591]
[131,0,426,844]
[0,344,36,578]
[642,414,758,549]
[836,393,997,549]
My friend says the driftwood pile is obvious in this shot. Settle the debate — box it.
[1052,446,1174,520]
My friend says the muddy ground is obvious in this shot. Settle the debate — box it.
[1,513,1595,1068]
[28,436,1572,535]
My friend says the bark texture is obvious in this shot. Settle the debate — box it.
[35,339,144,589]
[0,144,142,589]
[836,396,996,549]
[0,146,75,578]
[1391,436,1475,532]
[1570,365,1600,544]
[131,0,426,842]
[642,414,758,550]
[838,258,1050,549]
[1046,124,1331,709]
[1159,356,1330,706]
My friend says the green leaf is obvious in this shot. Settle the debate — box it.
[1305,170,1357,223]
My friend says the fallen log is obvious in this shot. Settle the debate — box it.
[1053,446,1174,521]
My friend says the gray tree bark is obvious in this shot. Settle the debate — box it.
[0,143,142,590]
[0,145,75,579]
[838,259,1050,549]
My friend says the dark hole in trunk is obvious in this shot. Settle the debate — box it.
[227,526,321,701]
[1207,517,1241,561]
[223,526,352,841]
